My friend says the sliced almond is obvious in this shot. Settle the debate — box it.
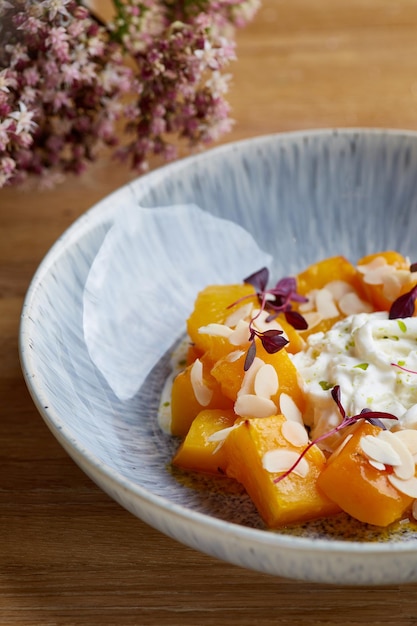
[234,394,277,419]
[207,422,242,453]
[198,323,233,338]
[190,358,213,406]
[368,459,386,471]
[262,449,309,477]
[237,357,265,396]
[279,393,303,425]
[252,310,285,335]
[228,319,251,346]
[301,311,323,330]
[225,302,253,328]
[412,499,417,521]
[338,292,373,315]
[254,364,279,399]
[378,430,415,480]
[225,349,246,363]
[360,434,402,467]
[324,280,353,300]
[315,288,340,319]
[388,474,417,498]
[281,420,309,447]
[394,429,417,456]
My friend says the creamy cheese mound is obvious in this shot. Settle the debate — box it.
[292,312,417,450]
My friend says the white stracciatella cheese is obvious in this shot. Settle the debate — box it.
[292,312,417,449]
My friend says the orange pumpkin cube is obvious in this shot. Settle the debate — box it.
[173,409,236,474]
[295,256,368,337]
[187,284,257,354]
[224,414,341,527]
[356,251,414,312]
[170,360,233,437]
[211,341,305,416]
[317,421,413,527]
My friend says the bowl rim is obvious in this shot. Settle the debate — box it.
[19,127,417,558]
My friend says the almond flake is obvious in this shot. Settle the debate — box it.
[198,323,233,338]
[360,434,402,467]
[225,302,253,328]
[301,311,323,329]
[378,430,415,480]
[279,393,303,425]
[315,288,340,320]
[207,422,242,453]
[281,420,309,447]
[262,449,309,477]
[253,310,285,335]
[254,364,279,399]
[237,357,265,396]
[412,499,417,521]
[324,280,353,300]
[382,271,409,301]
[368,459,386,471]
[338,292,373,315]
[226,349,246,363]
[388,474,417,498]
[357,256,387,275]
[393,429,417,456]
[190,358,213,406]
[228,319,251,346]
[234,394,277,419]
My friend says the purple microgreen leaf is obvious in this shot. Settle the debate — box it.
[257,328,289,354]
[389,284,417,319]
[410,262,417,273]
[244,340,257,371]
[244,267,269,293]
[273,276,298,296]
[331,384,345,420]
[284,309,309,330]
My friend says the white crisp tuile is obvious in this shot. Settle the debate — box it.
[83,204,272,400]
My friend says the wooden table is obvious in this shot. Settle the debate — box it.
[3,1,417,623]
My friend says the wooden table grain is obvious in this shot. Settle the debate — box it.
[3,1,417,623]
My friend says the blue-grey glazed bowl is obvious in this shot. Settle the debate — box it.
[19,129,417,585]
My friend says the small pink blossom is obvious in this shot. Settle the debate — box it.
[0,0,257,187]
[9,102,37,135]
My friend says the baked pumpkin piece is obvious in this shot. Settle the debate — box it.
[223,414,340,527]
[317,420,413,527]
[173,408,236,474]
[295,255,371,337]
[356,250,415,313]
[170,358,233,437]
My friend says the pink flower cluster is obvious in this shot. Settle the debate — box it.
[0,0,259,188]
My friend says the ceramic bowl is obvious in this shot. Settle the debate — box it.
[20,129,417,585]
